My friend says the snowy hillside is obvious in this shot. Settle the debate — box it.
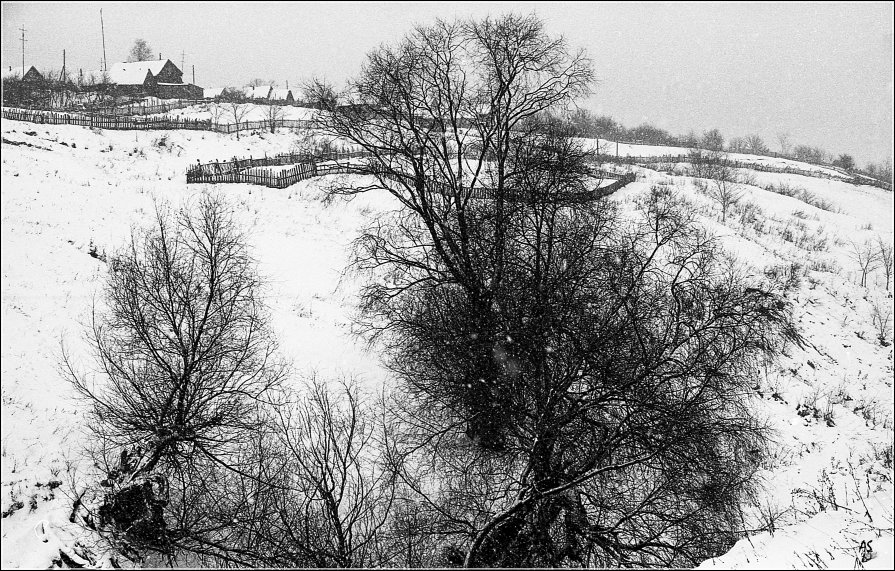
[1,119,892,569]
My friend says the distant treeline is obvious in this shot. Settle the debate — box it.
[560,109,892,183]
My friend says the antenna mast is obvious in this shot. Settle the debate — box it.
[100,9,107,71]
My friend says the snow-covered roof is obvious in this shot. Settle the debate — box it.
[243,85,272,99]
[107,60,170,85]
[270,88,292,101]
[3,65,41,80]
[203,87,225,98]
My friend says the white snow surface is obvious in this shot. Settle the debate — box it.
[155,101,321,123]
[1,119,892,569]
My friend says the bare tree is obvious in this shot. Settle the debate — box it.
[876,237,893,292]
[309,13,594,314]
[849,240,881,288]
[777,132,792,155]
[265,101,284,133]
[727,136,748,154]
[706,159,744,223]
[301,79,339,109]
[379,184,799,566]
[219,88,251,140]
[63,193,284,556]
[745,133,769,155]
[834,153,856,171]
[127,38,155,62]
[793,144,827,164]
[248,78,277,88]
[208,100,225,126]
[701,128,725,151]
[879,158,893,183]
[309,13,798,566]
[689,149,743,223]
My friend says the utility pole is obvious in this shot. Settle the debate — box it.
[100,9,107,71]
[180,50,187,72]
[19,24,27,73]
[18,24,27,106]
[61,49,66,80]
[192,65,195,85]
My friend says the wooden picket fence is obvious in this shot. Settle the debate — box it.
[186,148,637,199]
[79,99,204,116]
[2,107,317,134]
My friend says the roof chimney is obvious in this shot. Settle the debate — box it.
[159,53,162,60]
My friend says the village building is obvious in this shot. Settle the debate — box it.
[243,85,273,101]
[2,65,48,107]
[3,65,45,83]
[203,86,225,99]
[85,59,202,100]
[269,87,294,105]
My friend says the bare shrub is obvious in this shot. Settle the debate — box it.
[764,261,804,293]
[870,298,892,346]
[762,182,835,212]
[877,237,893,292]
[849,240,881,288]
[219,88,251,140]
[224,378,397,567]
[688,150,744,223]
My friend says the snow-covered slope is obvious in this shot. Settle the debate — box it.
[1,119,892,569]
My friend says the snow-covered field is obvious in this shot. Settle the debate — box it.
[1,118,892,569]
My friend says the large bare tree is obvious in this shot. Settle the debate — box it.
[309,13,799,567]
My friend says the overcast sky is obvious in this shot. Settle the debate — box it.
[3,2,893,165]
